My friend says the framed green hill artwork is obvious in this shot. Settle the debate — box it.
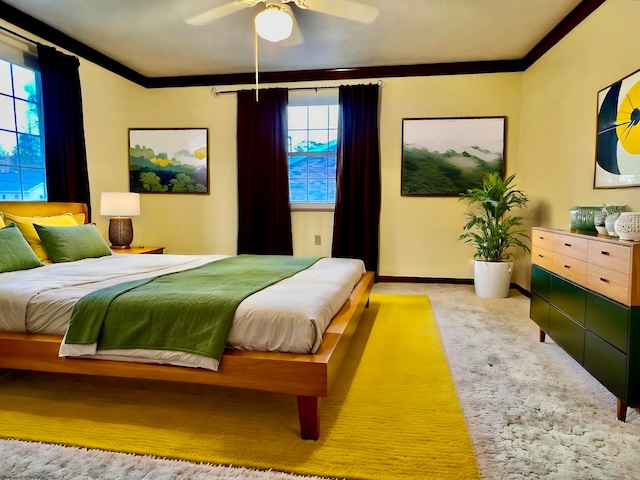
[129,128,209,194]
[401,117,505,196]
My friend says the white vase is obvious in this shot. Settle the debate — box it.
[473,260,513,298]
[614,212,640,241]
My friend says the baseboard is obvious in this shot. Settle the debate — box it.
[377,276,531,298]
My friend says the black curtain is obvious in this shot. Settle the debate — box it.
[236,88,293,255]
[37,44,90,215]
[332,84,381,274]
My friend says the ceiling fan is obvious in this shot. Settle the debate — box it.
[184,0,379,45]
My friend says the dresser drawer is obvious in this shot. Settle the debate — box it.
[552,252,587,286]
[587,241,631,275]
[531,245,553,270]
[549,305,585,364]
[586,263,630,305]
[531,229,554,251]
[553,233,588,262]
[550,274,586,324]
[585,291,629,353]
[584,331,627,399]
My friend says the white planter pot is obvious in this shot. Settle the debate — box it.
[473,260,513,298]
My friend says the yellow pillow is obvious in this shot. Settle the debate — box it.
[1,212,81,261]
[0,215,4,228]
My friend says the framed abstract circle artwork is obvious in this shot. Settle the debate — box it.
[595,69,640,188]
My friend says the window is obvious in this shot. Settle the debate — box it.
[0,50,46,201]
[287,91,338,209]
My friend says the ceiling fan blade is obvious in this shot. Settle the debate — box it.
[279,5,304,46]
[184,1,250,26]
[301,0,378,23]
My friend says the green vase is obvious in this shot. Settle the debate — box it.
[569,206,602,232]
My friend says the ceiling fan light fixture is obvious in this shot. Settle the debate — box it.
[255,6,293,43]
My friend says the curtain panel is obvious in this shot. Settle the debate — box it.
[37,44,90,216]
[332,84,381,275]
[236,88,293,255]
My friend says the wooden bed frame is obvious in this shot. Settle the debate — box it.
[0,201,374,440]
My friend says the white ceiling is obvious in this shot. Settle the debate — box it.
[1,0,590,79]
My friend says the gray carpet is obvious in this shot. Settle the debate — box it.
[1,284,638,479]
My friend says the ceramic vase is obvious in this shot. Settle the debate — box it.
[614,212,640,241]
[605,212,621,236]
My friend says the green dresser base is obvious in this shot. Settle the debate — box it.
[530,264,640,421]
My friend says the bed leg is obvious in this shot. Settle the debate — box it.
[297,395,319,440]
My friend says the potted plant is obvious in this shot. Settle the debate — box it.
[458,172,530,298]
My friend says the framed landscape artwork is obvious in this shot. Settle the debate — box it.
[401,117,505,196]
[595,68,640,188]
[129,128,209,194]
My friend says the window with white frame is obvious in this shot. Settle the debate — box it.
[0,40,46,201]
[287,90,338,209]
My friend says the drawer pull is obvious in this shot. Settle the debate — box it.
[564,243,572,247]
[564,265,571,269]
[538,254,544,258]
[601,251,610,255]
[600,277,609,283]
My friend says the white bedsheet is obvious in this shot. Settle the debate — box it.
[0,254,365,370]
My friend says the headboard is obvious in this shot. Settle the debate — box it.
[0,202,89,223]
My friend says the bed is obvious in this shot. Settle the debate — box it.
[0,201,374,440]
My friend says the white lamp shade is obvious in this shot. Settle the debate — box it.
[255,7,293,43]
[100,192,140,217]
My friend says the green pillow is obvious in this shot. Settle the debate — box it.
[34,223,112,263]
[0,223,45,272]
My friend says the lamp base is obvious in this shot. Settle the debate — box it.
[108,217,134,249]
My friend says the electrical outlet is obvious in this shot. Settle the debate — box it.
[314,234,321,245]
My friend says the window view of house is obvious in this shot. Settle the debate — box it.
[0,57,46,201]
[287,104,338,203]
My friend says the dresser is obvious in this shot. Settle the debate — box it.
[530,227,640,421]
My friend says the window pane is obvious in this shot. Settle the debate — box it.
[308,178,328,202]
[289,130,308,152]
[329,105,338,129]
[289,177,308,202]
[288,106,307,129]
[0,59,12,95]
[309,105,328,129]
[21,167,46,200]
[328,129,337,151]
[289,155,307,179]
[308,130,329,151]
[12,64,36,101]
[328,154,336,178]
[15,98,40,135]
[17,133,43,167]
[308,155,327,178]
[0,95,16,130]
[0,165,21,200]
[0,130,18,164]
[328,180,336,202]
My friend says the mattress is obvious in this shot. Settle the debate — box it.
[0,254,365,370]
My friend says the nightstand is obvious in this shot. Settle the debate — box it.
[111,246,164,255]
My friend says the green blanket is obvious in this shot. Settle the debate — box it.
[65,255,321,363]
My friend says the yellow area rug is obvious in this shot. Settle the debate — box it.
[0,294,480,480]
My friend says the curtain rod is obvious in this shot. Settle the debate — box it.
[0,25,38,48]
[210,80,385,97]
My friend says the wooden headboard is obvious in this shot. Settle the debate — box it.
[0,202,89,223]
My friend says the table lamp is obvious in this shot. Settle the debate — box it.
[100,192,140,249]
